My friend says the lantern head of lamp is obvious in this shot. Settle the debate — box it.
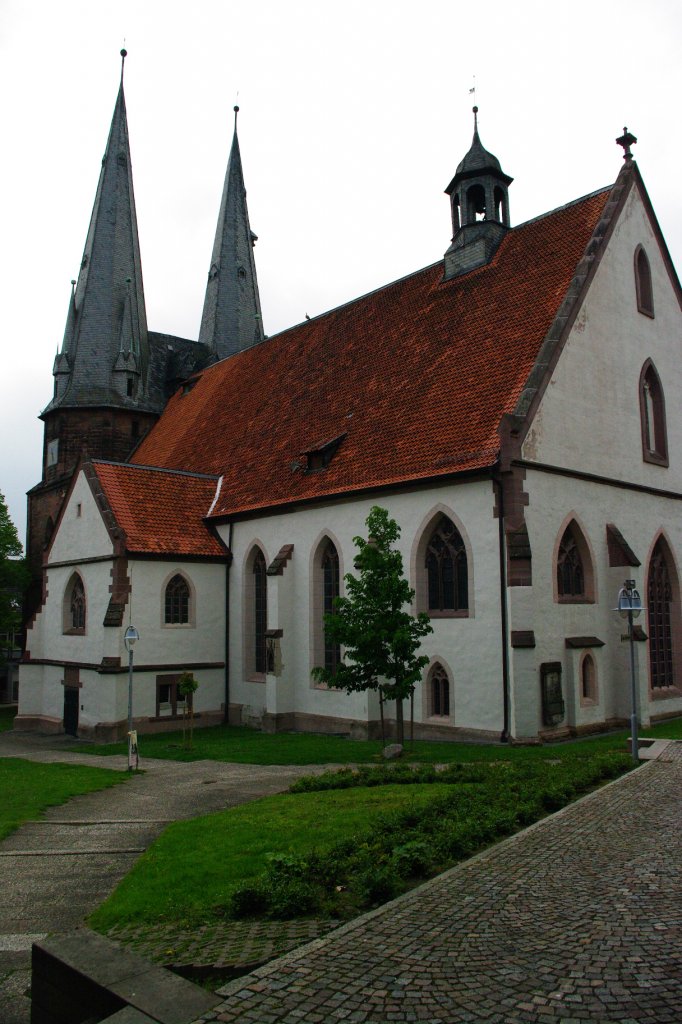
[615,580,643,619]
[124,625,140,651]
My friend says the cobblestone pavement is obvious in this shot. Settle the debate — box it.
[195,744,682,1024]
[0,730,329,1024]
[108,919,341,973]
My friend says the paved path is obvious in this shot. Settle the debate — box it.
[196,744,682,1024]
[0,730,323,1024]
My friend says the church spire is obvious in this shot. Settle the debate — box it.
[443,107,513,280]
[46,50,152,413]
[198,106,264,360]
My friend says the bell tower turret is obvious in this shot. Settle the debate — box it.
[444,107,513,280]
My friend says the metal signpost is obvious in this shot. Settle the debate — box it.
[615,580,643,763]
[124,625,140,770]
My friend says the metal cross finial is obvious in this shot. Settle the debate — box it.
[616,126,637,161]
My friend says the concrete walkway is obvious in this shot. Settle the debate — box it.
[196,744,682,1024]
[0,730,324,1024]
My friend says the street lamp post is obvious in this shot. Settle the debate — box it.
[615,580,643,763]
[124,625,140,771]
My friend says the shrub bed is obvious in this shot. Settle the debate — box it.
[229,753,630,920]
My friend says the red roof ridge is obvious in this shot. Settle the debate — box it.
[91,458,219,481]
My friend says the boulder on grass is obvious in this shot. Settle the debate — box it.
[383,743,403,760]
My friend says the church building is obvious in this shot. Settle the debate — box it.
[17,58,682,743]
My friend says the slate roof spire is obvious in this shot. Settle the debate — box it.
[198,106,265,360]
[46,50,155,413]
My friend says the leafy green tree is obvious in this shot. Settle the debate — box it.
[313,506,433,744]
[0,492,29,640]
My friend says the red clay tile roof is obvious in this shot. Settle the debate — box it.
[91,461,225,557]
[134,187,612,519]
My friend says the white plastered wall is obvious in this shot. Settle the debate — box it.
[221,478,506,736]
[20,469,227,734]
[511,184,682,738]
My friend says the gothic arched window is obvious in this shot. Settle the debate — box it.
[71,577,85,630]
[427,662,451,719]
[253,550,267,676]
[647,540,675,690]
[164,574,190,624]
[322,542,340,675]
[426,516,468,613]
[635,245,654,317]
[557,528,584,598]
[639,361,668,466]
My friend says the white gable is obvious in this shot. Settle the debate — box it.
[48,471,115,564]
[522,183,682,491]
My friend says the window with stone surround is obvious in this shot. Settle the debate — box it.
[63,572,86,634]
[580,653,598,705]
[635,245,654,317]
[647,538,679,691]
[425,516,468,615]
[425,662,452,721]
[244,546,268,680]
[164,573,191,625]
[639,360,668,466]
[556,521,594,603]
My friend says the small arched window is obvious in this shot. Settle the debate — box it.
[556,521,594,603]
[253,550,267,675]
[322,542,340,675]
[71,577,85,629]
[639,361,668,466]
[426,516,468,613]
[428,662,451,718]
[635,245,654,317]
[580,653,597,704]
[165,574,190,624]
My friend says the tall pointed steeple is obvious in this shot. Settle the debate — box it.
[198,106,264,360]
[46,49,154,413]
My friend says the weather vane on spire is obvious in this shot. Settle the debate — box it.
[469,76,476,103]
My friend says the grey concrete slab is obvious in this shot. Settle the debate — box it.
[0,728,322,1024]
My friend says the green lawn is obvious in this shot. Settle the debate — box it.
[75,716,682,765]
[89,782,457,930]
[0,757,128,841]
[89,750,631,932]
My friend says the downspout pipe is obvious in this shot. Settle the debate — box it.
[224,521,233,723]
[495,477,511,743]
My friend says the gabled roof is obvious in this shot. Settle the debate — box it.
[89,461,225,557]
[133,184,613,519]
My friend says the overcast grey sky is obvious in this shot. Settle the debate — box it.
[2,0,681,544]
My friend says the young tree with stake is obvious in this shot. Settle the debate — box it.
[313,506,433,745]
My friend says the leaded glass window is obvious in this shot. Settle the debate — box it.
[165,574,190,624]
[426,516,468,612]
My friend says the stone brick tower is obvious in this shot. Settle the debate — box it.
[444,107,513,280]
[25,61,264,616]
[26,53,170,611]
